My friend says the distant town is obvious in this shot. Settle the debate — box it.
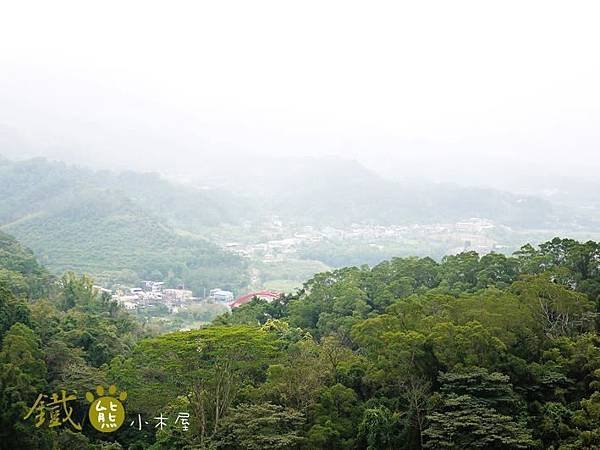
[214,217,504,263]
[96,218,510,317]
[96,281,282,315]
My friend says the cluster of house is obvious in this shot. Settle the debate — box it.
[107,281,281,314]
[110,281,197,312]
[221,218,500,263]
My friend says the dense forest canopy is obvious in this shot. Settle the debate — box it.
[1,231,600,449]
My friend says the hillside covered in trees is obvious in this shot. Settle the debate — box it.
[2,231,600,449]
[4,155,600,298]
[0,157,248,294]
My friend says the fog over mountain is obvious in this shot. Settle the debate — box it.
[1,1,599,279]
[3,5,600,448]
[1,1,599,196]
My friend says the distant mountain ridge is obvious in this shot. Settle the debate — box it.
[194,156,567,228]
[0,155,595,293]
[0,157,248,293]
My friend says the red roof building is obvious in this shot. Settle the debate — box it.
[229,290,282,308]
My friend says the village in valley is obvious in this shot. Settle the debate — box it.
[100,217,509,328]
[93,217,532,332]
[104,280,281,316]
[210,216,506,264]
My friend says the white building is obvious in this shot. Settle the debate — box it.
[163,289,193,302]
[210,288,234,303]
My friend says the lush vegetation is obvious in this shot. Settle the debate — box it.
[0,232,147,448]
[0,231,52,299]
[0,158,248,295]
[4,156,600,298]
[3,232,600,449]
[133,302,229,334]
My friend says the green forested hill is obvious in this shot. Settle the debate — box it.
[0,231,148,449]
[202,238,600,450]
[0,230,52,298]
[0,157,248,228]
[2,234,600,449]
[0,158,248,293]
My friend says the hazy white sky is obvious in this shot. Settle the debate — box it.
[0,1,599,185]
